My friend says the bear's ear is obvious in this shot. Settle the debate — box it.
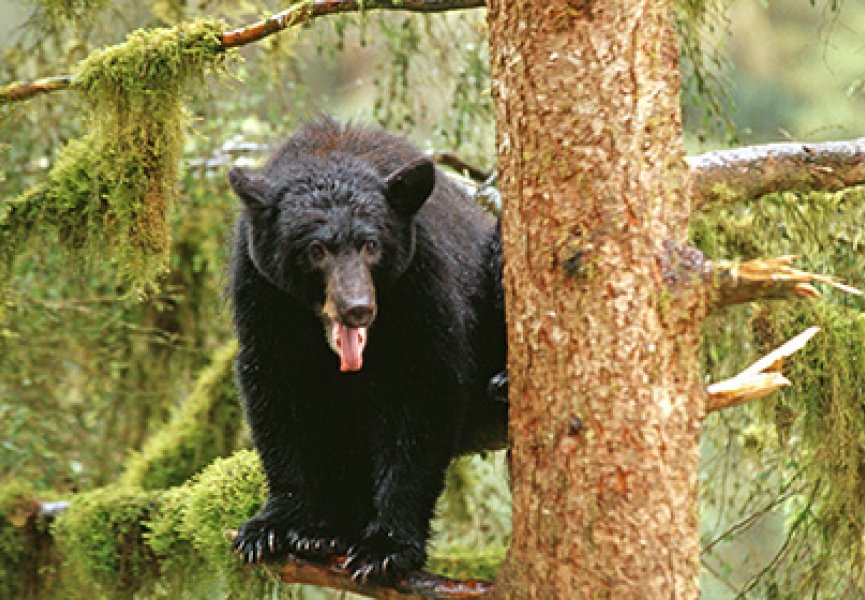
[383,158,435,217]
[228,166,270,210]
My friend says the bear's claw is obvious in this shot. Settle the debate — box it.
[233,516,346,565]
[340,531,423,582]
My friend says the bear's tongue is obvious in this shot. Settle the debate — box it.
[335,323,367,372]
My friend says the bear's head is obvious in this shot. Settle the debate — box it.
[228,155,435,372]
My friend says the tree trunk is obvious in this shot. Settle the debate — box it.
[487,2,705,597]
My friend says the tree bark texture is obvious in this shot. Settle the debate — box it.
[487,2,704,597]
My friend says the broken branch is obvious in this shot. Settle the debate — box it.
[687,138,865,208]
[706,327,820,412]
[708,255,862,309]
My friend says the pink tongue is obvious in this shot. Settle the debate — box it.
[337,324,365,372]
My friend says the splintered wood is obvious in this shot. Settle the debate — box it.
[706,326,820,412]
[712,255,863,307]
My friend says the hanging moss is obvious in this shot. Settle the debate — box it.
[0,18,230,293]
[693,185,865,597]
[120,339,244,490]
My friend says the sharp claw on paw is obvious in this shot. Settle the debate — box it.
[351,563,376,584]
[267,530,276,554]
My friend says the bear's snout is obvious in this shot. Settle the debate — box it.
[342,300,376,328]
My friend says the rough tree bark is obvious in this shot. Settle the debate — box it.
[487,2,704,597]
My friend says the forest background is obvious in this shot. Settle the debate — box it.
[2,0,865,598]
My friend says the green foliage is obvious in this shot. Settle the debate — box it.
[0,480,56,599]
[49,451,270,598]
[120,340,244,490]
[694,186,865,597]
[426,546,506,580]
[147,451,267,587]
[676,0,736,141]
[3,1,865,598]
[54,488,159,596]
[1,17,230,292]
[428,453,510,580]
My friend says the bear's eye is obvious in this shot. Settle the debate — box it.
[362,239,379,255]
[308,241,327,265]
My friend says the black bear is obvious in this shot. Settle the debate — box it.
[228,117,506,581]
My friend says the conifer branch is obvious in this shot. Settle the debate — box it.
[0,1,484,104]
[688,138,865,208]
[706,327,820,412]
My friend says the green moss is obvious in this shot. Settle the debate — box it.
[149,450,270,596]
[426,546,505,580]
[120,339,244,490]
[694,185,865,596]
[50,451,269,597]
[53,488,159,596]
[0,480,47,598]
[0,18,230,293]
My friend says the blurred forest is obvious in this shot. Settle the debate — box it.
[1,0,865,598]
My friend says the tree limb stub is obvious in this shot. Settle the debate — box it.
[708,255,863,309]
[1,1,485,103]
[706,327,820,412]
[687,138,865,208]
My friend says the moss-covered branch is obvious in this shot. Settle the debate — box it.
[1,18,230,291]
[687,138,865,208]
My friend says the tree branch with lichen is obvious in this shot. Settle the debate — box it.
[687,138,865,208]
[0,0,485,104]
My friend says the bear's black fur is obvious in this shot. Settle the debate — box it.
[228,117,506,581]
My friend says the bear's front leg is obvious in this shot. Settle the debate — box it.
[345,404,455,582]
[233,350,346,564]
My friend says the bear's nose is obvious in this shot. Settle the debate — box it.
[343,302,376,328]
